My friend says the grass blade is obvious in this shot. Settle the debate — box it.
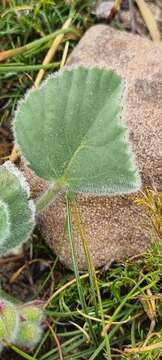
[66,192,98,346]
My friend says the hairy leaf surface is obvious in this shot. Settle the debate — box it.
[0,162,35,255]
[0,201,10,245]
[14,67,141,194]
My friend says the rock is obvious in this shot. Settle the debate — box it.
[24,25,162,270]
[119,1,162,37]
[92,1,114,20]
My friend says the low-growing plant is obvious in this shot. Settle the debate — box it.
[0,66,141,254]
[0,67,142,353]
[0,298,19,347]
[0,298,44,352]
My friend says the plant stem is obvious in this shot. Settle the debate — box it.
[34,17,72,86]
[73,197,112,359]
[0,27,80,62]
[66,193,98,346]
[0,62,60,73]
[72,198,99,317]
[7,343,38,360]
[135,0,161,42]
[36,181,64,213]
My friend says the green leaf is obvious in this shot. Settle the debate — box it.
[14,67,141,194]
[0,201,10,245]
[0,299,19,344]
[18,301,44,323]
[16,321,42,349]
[0,161,35,256]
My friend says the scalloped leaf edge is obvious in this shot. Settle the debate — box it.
[0,161,36,255]
[13,66,142,196]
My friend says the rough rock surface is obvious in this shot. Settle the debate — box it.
[24,25,162,270]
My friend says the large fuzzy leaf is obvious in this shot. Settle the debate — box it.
[0,162,35,256]
[14,67,141,194]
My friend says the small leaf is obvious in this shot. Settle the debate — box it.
[14,67,141,195]
[16,321,42,349]
[0,161,35,256]
[18,302,44,323]
[0,299,19,344]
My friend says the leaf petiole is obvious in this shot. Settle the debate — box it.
[36,179,66,213]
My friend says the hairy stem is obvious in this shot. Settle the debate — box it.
[36,181,65,213]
